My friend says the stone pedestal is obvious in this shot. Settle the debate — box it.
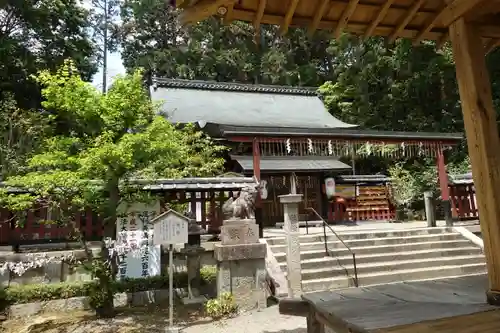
[279,194,303,298]
[214,219,267,312]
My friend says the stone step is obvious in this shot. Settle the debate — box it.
[301,262,487,292]
[269,232,464,253]
[279,246,483,270]
[300,254,485,280]
[273,239,475,262]
[265,227,454,245]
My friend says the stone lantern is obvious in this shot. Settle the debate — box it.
[179,218,207,305]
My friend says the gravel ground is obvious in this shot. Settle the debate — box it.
[182,306,306,333]
[2,305,307,333]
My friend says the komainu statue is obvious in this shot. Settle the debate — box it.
[222,186,258,220]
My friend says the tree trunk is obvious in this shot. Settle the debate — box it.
[94,183,120,318]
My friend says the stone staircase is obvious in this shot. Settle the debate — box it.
[266,227,486,293]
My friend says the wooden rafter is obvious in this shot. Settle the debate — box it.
[364,0,395,39]
[440,0,489,27]
[388,0,426,43]
[413,3,447,45]
[279,0,301,36]
[179,0,236,25]
[231,9,500,40]
[333,0,360,40]
[253,0,267,31]
[466,0,500,20]
[486,39,500,55]
[307,0,330,37]
[414,0,487,45]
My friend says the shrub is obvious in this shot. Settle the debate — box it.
[200,265,217,285]
[1,271,197,306]
[205,292,238,319]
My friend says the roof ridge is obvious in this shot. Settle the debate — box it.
[152,77,319,96]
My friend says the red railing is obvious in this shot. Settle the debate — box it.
[449,184,478,220]
[0,206,104,246]
[0,190,236,246]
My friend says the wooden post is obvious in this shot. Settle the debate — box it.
[253,138,263,237]
[436,146,453,226]
[449,18,500,304]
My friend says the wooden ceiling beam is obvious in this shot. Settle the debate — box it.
[413,3,447,45]
[414,0,489,45]
[440,0,489,27]
[179,0,236,25]
[253,0,268,31]
[307,0,330,37]
[279,0,301,36]
[388,0,426,43]
[364,0,396,39]
[231,9,500,40]
[333,0,360,40]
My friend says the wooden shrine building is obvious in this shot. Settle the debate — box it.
[175,0,500,332]
[152,78,462,227]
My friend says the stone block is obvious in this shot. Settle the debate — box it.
[181,295,207,306]
[217,258,266,312]
[278,194,303,204]
[0,268,10,287]
[220,222,259,246]
[44,262,62,283]
[9,302,42,318]
[214,243,266,262]
[9,266,45,286]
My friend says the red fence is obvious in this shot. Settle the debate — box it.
[0,207,104,246]
[0,190,237,246]
[449,184,478,220]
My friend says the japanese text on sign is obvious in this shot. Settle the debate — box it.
[153,213,189,245]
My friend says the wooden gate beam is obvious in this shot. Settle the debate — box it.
[449,18,500,303]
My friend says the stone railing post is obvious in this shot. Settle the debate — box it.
[279,194,303,298]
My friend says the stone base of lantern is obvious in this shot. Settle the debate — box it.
[214,219,267,312]
[181,295,207,306]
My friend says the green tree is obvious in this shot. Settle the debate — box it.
[0,0,99,108]
[0,94,51,178]
[118,1,339,85]
[0,60,225,317]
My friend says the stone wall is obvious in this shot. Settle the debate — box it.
[8,289,174,318]
[1,241,218,286]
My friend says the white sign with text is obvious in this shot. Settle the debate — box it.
[116,201,161,280]
[153,210,189,245]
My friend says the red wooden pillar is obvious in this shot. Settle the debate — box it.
[436,145,453,225]
[253,138,264,236]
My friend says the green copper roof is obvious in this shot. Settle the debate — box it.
[151,78,358,129]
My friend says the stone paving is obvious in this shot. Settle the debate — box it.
[264,219,480,237]
[182,306,306,333]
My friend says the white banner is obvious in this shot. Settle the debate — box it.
[116,201,161,280]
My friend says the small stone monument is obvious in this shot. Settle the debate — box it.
[179,217,207,305]
[214,187,267,312]
[279,194,303,298]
